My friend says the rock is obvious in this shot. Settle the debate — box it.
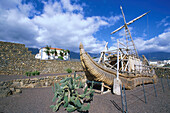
[33,78,38,81]
[10,88,15,92]
[20,81,24,88]
[41,82,45,86]
[0,88,12,97]
[11,82,21,88]
[0,81,5,86]
[31,80,35,83]
[0,86,7,90]
[25,84,34,88]
[45,82,48,86]
[14,89,22,94]
[34,83,42,88]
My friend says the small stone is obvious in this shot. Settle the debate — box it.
[0,88,12,97]
[0,81,5,86]
[34,83,42,88]
[10,88,15,92]
[45,82,48,86]
[25,84,34,88]
[15,89,22,93]
[0,86,7,90]
[31,80,35,83]
[11,82,21,88]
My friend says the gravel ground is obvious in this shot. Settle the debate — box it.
[0,78,169,113]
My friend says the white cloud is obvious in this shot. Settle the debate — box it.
[0,3,39,46]
[108,27,170,53]
[157,16,170,27]
[102,15,122,25]
[0,0,121,53]
[118,27,133,37]
[2,0,168,54]
[111,36,116,41]
[61,0,83,12]
[0,0,21,9]
[134,30,170,53]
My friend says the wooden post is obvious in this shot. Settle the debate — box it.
[152,79,157,97]
[167,76,170,89]
[161,77,165,93]
[123,85,128,113]
[120,84,124,113]
[117,39,119,80]
[142,81,147,104]
[121,52,123,71]
[101,82,104,94]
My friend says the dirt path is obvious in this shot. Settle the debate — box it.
[0,78,169,113]
[0,72,84,82]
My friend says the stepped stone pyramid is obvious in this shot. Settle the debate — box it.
[0,41,38,75]
[0,41,83,75]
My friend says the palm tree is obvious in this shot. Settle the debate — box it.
[44,45,51,59]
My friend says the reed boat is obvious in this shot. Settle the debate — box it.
[80,43,157,90]
[79,6,158,90]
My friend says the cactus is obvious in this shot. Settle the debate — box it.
[50,72,94,112]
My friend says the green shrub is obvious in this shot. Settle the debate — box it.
[25,71,40,76]
[25,72,31,76]
[50,72,94,112]
[58,56,64,60]
[25,72,29,76]
[66,68,72,73]
[35,70,40,75]
[32,72,36,76]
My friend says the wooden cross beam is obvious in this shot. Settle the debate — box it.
[111,6,150,58]
[111,9,150,34]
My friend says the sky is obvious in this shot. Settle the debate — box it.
[0,0,170,53]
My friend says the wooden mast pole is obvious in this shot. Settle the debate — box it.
[117,39,119,80]
[120,6,139,58]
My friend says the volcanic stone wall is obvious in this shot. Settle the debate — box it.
[0,41,82,75]
[154,67,170,77]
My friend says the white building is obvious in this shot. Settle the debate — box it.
[149,61,157,66]
[149,60,170,67]
[35,47,69,60]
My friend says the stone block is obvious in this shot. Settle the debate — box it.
[11,82,21,88]
[0,88,12,97]
[34,83,42,88]
[25,84,34,88]
[15,89,22,93]
[10,88,15,92]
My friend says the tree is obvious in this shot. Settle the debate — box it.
[44,45,51,59]
[66,49,70,54]
[60,49,64,57]
[50,50,55,59]
[54,49,58,56]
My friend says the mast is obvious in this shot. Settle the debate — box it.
[120,6,139,58]
[111,6,150,58]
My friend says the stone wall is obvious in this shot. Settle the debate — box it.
[0,73,86,97]
[154,67,170,77]
[0,41,83,75]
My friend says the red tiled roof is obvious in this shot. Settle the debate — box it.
[42,47,63,50]
[50,48,62,50]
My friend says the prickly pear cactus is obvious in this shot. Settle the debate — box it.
[50,72,94,112]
